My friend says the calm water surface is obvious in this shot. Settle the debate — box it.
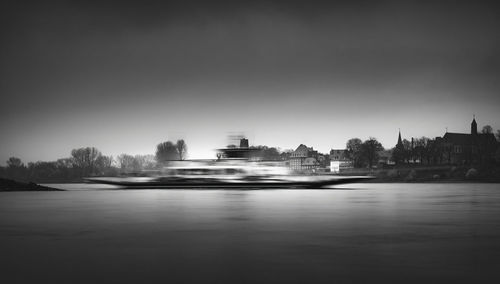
[1,183,500,283]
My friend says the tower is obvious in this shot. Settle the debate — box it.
[239,138,249,148]
[394,129,405,165]
[471,115,477,135]
[397,129,403,146]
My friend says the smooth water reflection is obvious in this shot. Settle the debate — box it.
[1,183,500,283]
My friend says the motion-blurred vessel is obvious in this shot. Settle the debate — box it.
[86,160,372,189]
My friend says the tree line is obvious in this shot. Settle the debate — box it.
[0,140,189,182]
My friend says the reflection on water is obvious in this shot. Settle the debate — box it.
[1,183,500,283]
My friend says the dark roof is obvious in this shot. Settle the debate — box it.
[443,132,498,146]
[443,133,471,145]
[295,144,308,151]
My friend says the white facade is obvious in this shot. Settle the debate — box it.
[330,161,341,173]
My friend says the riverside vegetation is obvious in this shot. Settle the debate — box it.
[2,134,500,184]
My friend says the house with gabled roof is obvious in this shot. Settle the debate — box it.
[288,144,319,172]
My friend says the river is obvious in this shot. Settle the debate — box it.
[1,183,500,283]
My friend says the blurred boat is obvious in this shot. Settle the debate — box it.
[86,160,373,189]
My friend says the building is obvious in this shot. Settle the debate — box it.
[437,117,498,165]
[288,144,320,172]
[392,130,408,165]
[217,137,258,159]
[377,149,395,166]
[329,149,353,173]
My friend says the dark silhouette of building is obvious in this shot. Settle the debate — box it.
[217,137,256,159]
[392,130,406,165]
[397,130,403,147]
[437,117,497,165]
[239,138,249,148]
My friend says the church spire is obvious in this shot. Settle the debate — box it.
[397,129,403,146]
[471,115,477,135]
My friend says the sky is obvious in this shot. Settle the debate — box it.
[1,0,499,164]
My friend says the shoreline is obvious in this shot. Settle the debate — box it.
[0,178,63,191]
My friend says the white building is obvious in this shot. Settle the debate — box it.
[329,149,353,173]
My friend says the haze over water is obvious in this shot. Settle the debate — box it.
[1,183,500,283]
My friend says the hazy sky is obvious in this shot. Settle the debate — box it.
[1,0,499,163]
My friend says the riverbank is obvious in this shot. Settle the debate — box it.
[0,178,62,191]
[338,165,500,183]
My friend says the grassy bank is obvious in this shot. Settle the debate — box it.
[338,165,500,183]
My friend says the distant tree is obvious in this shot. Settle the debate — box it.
[280,150,293,161]
[126,154,156,172]
[176,140,188,160]
[156,141,178,164]
[95,155,114,175]
[391,146,405,165]
[27,161,59,181]
[496,130,500,142]
[413,137,431,163]
[136,154,156,170]
[132,155,144,172]
[96,155,113,169]
[345,138,363,168]
[264,147,281,160]
[251,146,282,161]
[401,139,412,163]
[5,157,27,181]
[70,147,101,176]
[55,158,77,180]
[482,125,493,134]
[425,139,440,165]
[360,137,384,168]
[117,154,135,172]
[6,157,23,168]
[57,158,74,169]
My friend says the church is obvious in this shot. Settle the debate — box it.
[435,117,497,165]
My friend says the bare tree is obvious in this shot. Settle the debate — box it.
[139,154,157,170]
[70,147,101,176]
[6,157,23,168]
[176,140,188,160]
[95,155,114,175]
[413,137,431,163]
[117,154,135,172]
[402,139,412,163]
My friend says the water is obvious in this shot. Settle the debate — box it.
[1,183,500,283]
